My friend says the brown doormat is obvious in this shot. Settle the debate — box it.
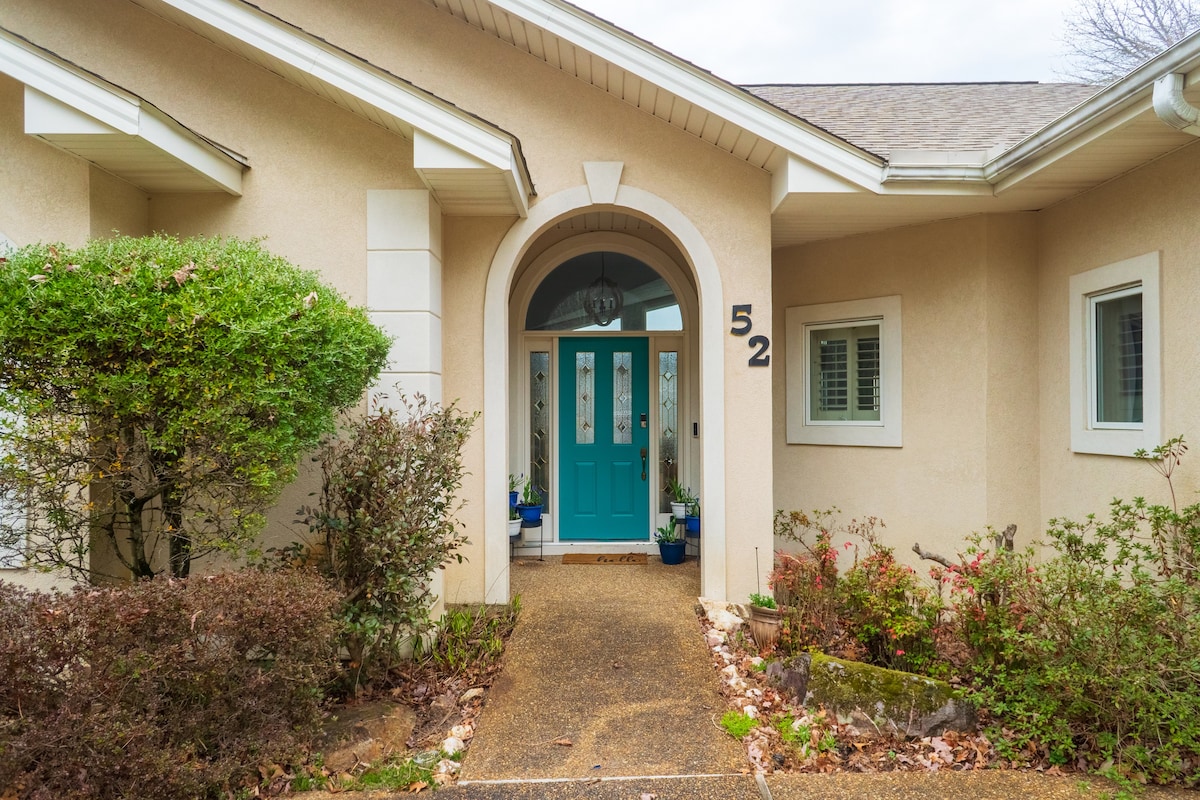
[561,553,648,565]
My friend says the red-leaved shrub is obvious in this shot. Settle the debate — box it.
[0,571,338,799]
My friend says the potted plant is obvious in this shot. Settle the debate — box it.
[684,499,700,534]
[507,504,522,538]
[508,472,523,511]
[665,478,692,520]
[747,592,781,652]
[515,477,543,527]
[654,523,686,565]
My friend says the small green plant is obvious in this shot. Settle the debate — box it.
[520,476,542,506]
[749,592,776,609]
[665,478,693,505]
[720,710,758,739]
[774,713,837,760]
[654,523,680,543]
[343,753,438,791]
[415,597,521,676]
[508,473,523,493]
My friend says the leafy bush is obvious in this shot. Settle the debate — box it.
[0,571,339,799]
[0,235,389,580]
[839,545,939,673]
[772,509,940,673]
[297,394,478,693]
[949,437,1200,785]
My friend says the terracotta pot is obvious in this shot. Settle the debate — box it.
[748,604,781,652]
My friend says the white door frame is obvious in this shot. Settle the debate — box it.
[482,183,727,602]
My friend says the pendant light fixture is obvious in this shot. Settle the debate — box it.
[583,252,622,327]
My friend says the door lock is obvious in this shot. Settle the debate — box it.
[640,447,648,481]
[639,412,648,429]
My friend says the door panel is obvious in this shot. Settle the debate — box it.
[559,337,649,541]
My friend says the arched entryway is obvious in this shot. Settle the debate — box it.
[508,233,698,549]
[482,180,728,603]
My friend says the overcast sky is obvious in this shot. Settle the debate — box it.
[574,0,1083,84]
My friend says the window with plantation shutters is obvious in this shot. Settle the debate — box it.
[810,324,881,422]
[786,296,901,448]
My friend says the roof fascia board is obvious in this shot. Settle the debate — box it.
[0,29,139,134]
[985,34,1200,190]
[151,0,531,202]
[485,0,885,191]
[2,27,245,194]
[139,106,246,194]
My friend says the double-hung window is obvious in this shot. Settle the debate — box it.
[786,296,901,447]
[1069,253,1160,456]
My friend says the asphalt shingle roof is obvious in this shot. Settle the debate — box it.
[744,82,1102,158]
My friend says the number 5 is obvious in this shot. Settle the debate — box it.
[730,304,752,335]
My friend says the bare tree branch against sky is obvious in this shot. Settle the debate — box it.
[1060,0,1200,82]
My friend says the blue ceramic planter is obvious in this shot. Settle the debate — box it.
[685,514,700,534]
[516,503,543,528]
[659,540,686,565]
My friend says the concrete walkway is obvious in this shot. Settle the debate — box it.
[457,556,744,783]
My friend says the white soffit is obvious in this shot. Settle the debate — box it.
[428,0,886,192]
[129,0,532,217]
[0,28,245,194]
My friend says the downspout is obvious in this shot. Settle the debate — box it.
[1152,73,1200,136]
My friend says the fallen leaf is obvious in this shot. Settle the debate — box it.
[552,737,573,747]
[640,794,658,800]
[407,780,428,792]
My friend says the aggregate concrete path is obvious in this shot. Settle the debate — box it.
[457,556,745,783]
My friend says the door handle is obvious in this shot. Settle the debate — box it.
[640,447,648,481]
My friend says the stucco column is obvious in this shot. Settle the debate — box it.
[365,189,445,616]
[366,189,444,406]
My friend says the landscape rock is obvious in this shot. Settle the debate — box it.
[316,701,417,772]
[709,609,744,633]
[766,652,975,738]
[459,687,485,703]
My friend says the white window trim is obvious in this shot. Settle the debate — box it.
[1069,252,1161,457]
[786,296,902,447]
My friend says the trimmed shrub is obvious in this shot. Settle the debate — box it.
[297,394,478,694]
[0,571,339,799]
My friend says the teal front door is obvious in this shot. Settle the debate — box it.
[558,337,649,541]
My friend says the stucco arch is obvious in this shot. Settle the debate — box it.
[482,183,727,602]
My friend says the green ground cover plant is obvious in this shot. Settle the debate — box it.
[720,710,758,739]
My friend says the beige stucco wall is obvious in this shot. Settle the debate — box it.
[4,0,776,600]
[0,75,91,248]
[772,214,1042,569]
[1036,140,1200,525]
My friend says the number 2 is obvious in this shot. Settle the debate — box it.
[748,335,770,366]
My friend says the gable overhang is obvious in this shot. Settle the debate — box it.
[129,0,533,217]
[432,0,887,192]
[0,27,246,195]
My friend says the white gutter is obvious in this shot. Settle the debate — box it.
[1153,72,1200,135]
[984,33,1200,191]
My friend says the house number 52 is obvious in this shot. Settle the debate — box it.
[730,304,770,367]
